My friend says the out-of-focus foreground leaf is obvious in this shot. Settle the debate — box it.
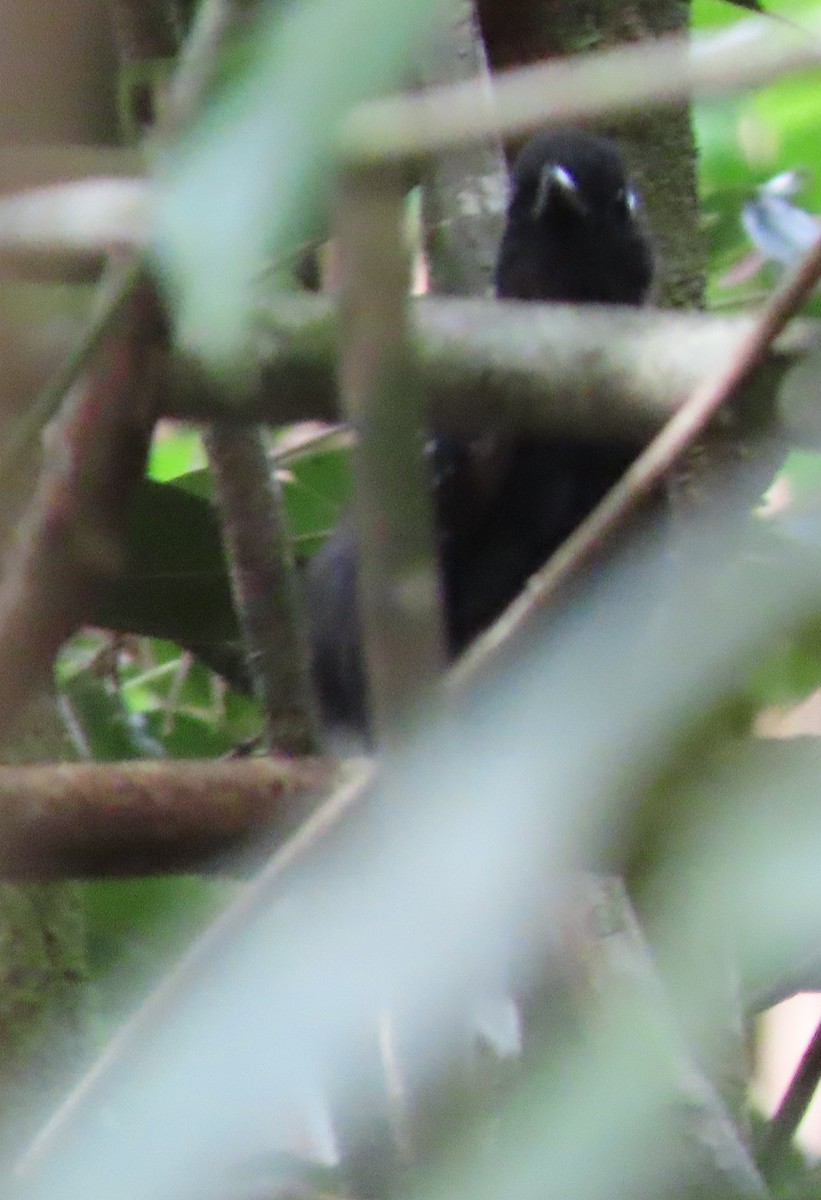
[153,0,439,366]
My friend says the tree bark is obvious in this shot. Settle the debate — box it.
[474,0,706,309]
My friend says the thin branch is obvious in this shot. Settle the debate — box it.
[341,17,821,164]
[204,426,324,755]
[0,258,143,485]
[0,757,335,879]
[165,0,324,755]
[164,0,259,135]
[452,232,821,688]
[326,10,510,1180]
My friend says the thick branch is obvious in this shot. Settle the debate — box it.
[0,273,162,747]
[415,0,507,298]
[17,757,374,1180]
[163,296,809,442]
[0,757,337,880]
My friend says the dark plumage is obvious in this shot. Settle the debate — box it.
[307,130,654,737]
[495,130,652,304]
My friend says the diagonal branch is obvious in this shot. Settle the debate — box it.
[0,271,164,747]
[453,231,821,687]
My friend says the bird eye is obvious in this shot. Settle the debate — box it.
[614,187,638,219]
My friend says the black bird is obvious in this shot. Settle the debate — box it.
[307,129,654,736]
[495,130,652,304]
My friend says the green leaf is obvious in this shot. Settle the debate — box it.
[148,425,207,482]
[140,709,240,758]
[60,669,165,761]
[281,445,353,552]
[92,436,353,655]
[91,479,239,648]
[83,874,234,1022]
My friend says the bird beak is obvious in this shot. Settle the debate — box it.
[533,163,586,220]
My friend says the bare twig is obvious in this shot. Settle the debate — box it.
[325,10,511,1180]
[165,0,325,756]
[164,0,259,134]
[453,232,821,687]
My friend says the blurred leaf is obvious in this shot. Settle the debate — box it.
[84,874,234,1026]
[153,0,438,366]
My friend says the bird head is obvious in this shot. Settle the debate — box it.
[495,130,653,306]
